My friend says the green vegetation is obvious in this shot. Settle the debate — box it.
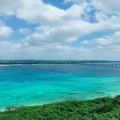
[0,95,120,120]
[0,60,116,65]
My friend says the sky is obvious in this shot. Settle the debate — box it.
[0,0,120,60]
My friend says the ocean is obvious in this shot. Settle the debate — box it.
[0,63,120,111]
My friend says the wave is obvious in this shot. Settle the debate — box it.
[0,64,21,66]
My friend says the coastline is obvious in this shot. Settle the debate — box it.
[0,95,120,120]
[0,94,118,112]
[1,89,120,112]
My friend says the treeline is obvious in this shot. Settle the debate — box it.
[0,60,116,65]
[0,95,120,120]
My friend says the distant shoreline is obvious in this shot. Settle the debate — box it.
[0,60,120,65]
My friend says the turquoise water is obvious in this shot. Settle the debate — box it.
[0,64,120,111]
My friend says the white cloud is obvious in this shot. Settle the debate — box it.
[82,31,120,48]
[64,0,85,4]
[64,0,120,14]
[0,20,13,37]
[1,0,119,35]
[0,40,91,60]
[1,39,120,60]
[19,28,30,34]
[0,0,63,24]
[23,22,99,44]
[0,0,87,25]
[16,0,66,25]
[92,0,120,14]
[0,37,120,60]
[94,12,109,22]
[0,0,120,60]
[23,16,120,45]
[0,0,20,15]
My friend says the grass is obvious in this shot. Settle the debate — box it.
[0,95,120,120]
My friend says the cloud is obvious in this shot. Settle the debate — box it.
[0,0,62,24]
[64,0,120,14]
[0,20,13,37]
[0,0,20,15]
[82,31,120,49]
[1,39,120,60]
[0,0,87,25]
[64,0,87,4]
[16,0,66,25]
[1,0,118,49]
[0,35,120,60]
[24,22,98,44]
[19,28,30,34]
[23,16,120,45]
[0,0,120,60]
[0,0,119,31]
[12,0,120,38]
[0,39,91,60]
[0,41,21,49]
[92,0,120,14]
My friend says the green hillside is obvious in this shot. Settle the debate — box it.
[0,95,120,120]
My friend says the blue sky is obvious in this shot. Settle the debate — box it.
[0,0,120,60]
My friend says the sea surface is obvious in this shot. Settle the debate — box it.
[0,63,120,111]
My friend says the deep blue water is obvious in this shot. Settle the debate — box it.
[0,64,120,111]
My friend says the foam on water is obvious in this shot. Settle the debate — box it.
[0,64,120,111]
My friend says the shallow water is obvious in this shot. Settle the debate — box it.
[0,64,120,111]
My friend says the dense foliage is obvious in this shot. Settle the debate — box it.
[0,60,112,65]
[0,95,120,120]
